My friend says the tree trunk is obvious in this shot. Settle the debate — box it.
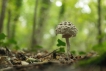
[11,15,19,39]
[97,0,102,45]
[10,0,22,39]
[0,0,7,33]
[31,0,38,48]
[7,9,11,39]
[36,0,51,44]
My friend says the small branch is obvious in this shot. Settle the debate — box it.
[40,49,58,58]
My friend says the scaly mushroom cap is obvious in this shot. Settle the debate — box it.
[55,21,77,38]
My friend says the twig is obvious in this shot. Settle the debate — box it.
[40,48,59,58]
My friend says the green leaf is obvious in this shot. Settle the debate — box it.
[8,38,17,44]
[15,45,20,50]
[57,39,66,47]
[71,51,76,55]
[56,47,65,53]
[0,33,6,40]
[35,45,43,48]
[2,42,9,46]
[0,41,3,45]
[79,51,86,55]
[59,47,65,52]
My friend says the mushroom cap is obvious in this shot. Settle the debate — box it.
[55,21,77,38]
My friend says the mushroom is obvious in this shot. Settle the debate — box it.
[55,21,77,57]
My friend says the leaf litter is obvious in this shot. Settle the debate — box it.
[0,47,97,71]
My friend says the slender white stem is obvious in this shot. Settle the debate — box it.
[65,38,70,56]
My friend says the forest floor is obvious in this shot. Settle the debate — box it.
[0,47,105,71]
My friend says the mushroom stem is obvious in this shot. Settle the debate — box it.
[65,38,70,56]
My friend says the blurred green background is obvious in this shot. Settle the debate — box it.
[0,0,106,53]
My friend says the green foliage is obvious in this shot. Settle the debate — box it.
[77,56,97,67]
[78,51,106,67]
[71,50,76,55]
[92,42,106,54]
[0,33,6,40]
[56,39,65,53]
[0,33,19,50]
[8,38,17,44]
[0,33,7,46]
[14,45,20,50]
[78,42,106,66]
[56,47,65,53]
[59,47,65,52]
[79,51,86,55]
[57,39,66,47]
[35,45,43,49]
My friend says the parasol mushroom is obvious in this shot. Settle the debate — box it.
[55,21,77,57]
